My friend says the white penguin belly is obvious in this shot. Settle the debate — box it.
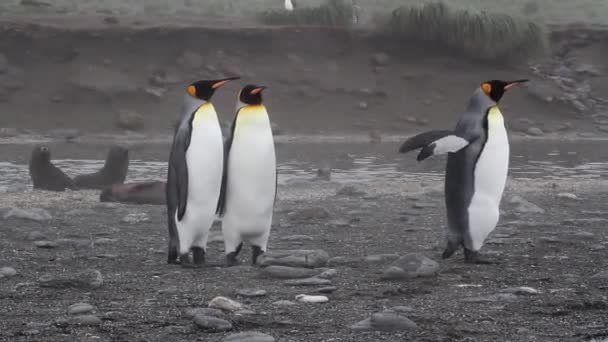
[225,125,276,236]
[175,110,224,253]
[467,107,509,251]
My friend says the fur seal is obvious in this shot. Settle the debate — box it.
[100,181,166,205]
[74,146,129,190]
[29,145,77,191]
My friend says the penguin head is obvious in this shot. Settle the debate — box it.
[239,84,268,106]
[480,79,529,103]
[187,76,240,101]
[32,145,50,161]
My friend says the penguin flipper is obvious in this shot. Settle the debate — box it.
[170,121,193,221]
[398,130,454,154]
[216,113,238,217]
[416,134,471,161]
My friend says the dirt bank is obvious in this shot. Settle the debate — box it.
[0,15,607,139]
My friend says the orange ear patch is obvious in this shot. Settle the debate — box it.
[187,85,196,97]
[482,83,492,94]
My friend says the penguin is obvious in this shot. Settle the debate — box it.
[285,0,295,11]
[398,79,528,264]
[166,76,239,266]
[217,84,277,266]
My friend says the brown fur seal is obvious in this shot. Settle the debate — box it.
[29,145,77,191]
[74,146,129,190]
[100,181,166,205]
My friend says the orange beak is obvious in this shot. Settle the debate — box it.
[250,86,268,95]
[212,76,240,89]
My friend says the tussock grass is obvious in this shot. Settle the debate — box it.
[387,1,549,63]
[257,0,354,27]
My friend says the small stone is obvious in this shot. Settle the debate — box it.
[573,231,595,240]
[284,277,332,286]
[370,312,418,331]
[259,249,329,268]
[237,289,267,298]
[121,212,149,224]
[295,294,328,303]
[144,87,166,98]
[34,240,58,249]
[184,308,227,319]
[317,269,337,279]
[526,127,544,136]
[70,315,102,326]
[364,254,400,263]
[261,265,321,279]
[289,207,330,221]
[0,267,17,277]
[193,315,233,331]
[223,331,276,342]
[208,296,242,312]
[116,110,144,131]
[317,286,338,293]
[557,192,578,200]
[381,254,440,280]
[3,208,52,222]
[358,101,368,110]
[272,300,296,306]
[371,52,389,66]
[67,303,95,315]
[507,195,545,214]
[499,287,540,295]
[38,269,103,289]
[158,286,179,294]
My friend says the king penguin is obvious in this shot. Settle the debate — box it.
[217,84,277,266]
[166,76,239,266]
[398,79,528,264]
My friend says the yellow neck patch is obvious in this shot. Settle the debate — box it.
[237,104,268,123]
[487,106,504,130]
[192,102,217,126]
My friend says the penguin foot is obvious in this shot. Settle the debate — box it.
[251,245,265,265]
[192,247,206,265]
[179,253,203,268]
[464,249,496,265]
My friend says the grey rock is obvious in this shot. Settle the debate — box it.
[259,249,329,268]
[272,300,296,306]
[290,207,330,221]
[184,308,227,319]
[34,240,58,249]
[70,315,102,326]
[116,110,144,131]
[26,231,46,241]
[158,286,179,295]
[381,254,439,280]
[526,127,544,136]
[144,87,166,98]
[193,315,233,331]
[499,287,540,295]
[223,331,276,342]
[208,296,242,312]
[352,312,417,331]
[38,269,103,289]
[557,192,578,200]
[121,212,149,224]
[461,293,519,303]
[317,286,338,293]
[261,265,321,279]
[573,231,595,240]
[237,289,267,297]
[284,277,332,286]
[507,195,545,214]
[335,185,366,197]
[280,235,313,242]
[318,269,337,279]
[358,101,368,110]
[364,254,400,263]
[67,303,95,315]
[575,63,602,76]
[70,64,137,94]
[3,208,52,222]
[371,53,390,66]
[0,267,17,277]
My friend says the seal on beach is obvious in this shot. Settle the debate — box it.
[29,145,77,191]
[73,146,129,189]
[218,84,277,266]
[166,77,239,267]
[399,79,528,264]
[100,181,166,205]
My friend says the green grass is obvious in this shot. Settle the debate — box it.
[385,2,549,63]
[257,0,355,27]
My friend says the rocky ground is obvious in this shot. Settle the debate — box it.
[0,172,607,341]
